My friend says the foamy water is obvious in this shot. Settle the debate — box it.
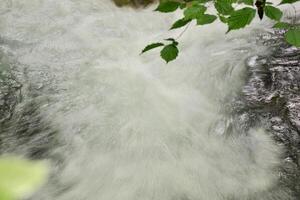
[0,1,289,199]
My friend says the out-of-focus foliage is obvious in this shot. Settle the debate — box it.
[0,157,48,200]
[141,0,300,63]
[285,28,300,46]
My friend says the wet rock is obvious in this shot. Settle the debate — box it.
[238,31,300,198]
[0,50,59,159]
[0,54,22,122]
[287,99,300,132]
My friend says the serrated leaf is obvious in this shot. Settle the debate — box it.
[215,0,234,15]
[265,6,282,21]
[154,1,181,13]
[197,14,217,25]
[141,43,164,54]
[273,22,291,29]
[280,0,299,4]
[184,4,207,20]
[227,7,256,32]
[0,157,48,200]
[170,18,191,29]
[160,44,179,63]
[284,29,300,47]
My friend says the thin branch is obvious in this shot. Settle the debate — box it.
[175,22,191,40]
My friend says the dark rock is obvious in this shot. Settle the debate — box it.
[238,31,300,198]
[0,53,22,123]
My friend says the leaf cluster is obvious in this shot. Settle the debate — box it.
[142,0,300,62]
[142,38,179,63]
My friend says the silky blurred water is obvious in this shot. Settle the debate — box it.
[0,1,289,200]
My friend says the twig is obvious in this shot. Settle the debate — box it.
[175,22,191,40]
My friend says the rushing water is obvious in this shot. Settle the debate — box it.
[0,1,294,200]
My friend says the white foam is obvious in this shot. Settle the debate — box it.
[0,1,285,199]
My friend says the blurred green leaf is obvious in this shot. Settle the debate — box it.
[218,14,228,23]
[280,0,300,4]
[285,29,300,47]
[239,0,254,5]
[265,6,282,21]
[0,157,48,200]
[273,22,291,29]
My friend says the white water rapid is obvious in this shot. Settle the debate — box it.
[0,1,290,200]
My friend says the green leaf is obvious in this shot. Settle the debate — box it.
[164,38,179,46]
[218,14,228,23]
[184,4,207,20]
[280,0,299,4]
[160,44,179,63]
[180,3,186,9]
[170,18,191,29]
[215,0,234,15]
[273,22,291,29]
[193,0,211,3]
[227,7,256,32]
[265,6,282,21]
[284,29,300,47]
[0,157,48,200]
[197,14,217,25]
[141,43,164,54]
[239,0,254,5]
[154,1,181,13]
